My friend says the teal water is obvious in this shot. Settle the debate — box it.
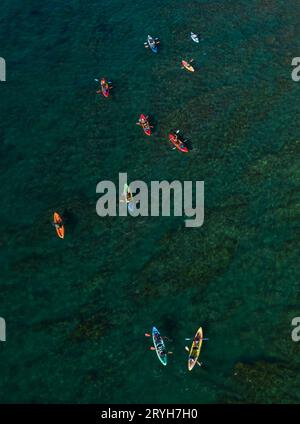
[0,0,300,403]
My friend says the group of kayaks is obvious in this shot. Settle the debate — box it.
[93,32,202,152]
[53,180,136,237]
[51,32,206,374]
[136,114,189,152]
[143,33,199,72]
[146,326,205,371]
[52,33,201,238]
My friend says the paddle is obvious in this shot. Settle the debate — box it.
[95,78,113,85]
[145,333,172,342]
[185,337,209,341]
[185,346,202,367]
[150,347,173,355]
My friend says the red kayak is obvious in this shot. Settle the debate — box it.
[98,78,110,98]
[169,133,188,152]
[138,114,151,136]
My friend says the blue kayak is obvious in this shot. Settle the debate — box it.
[145,35,159,53]
[152,326,167,366]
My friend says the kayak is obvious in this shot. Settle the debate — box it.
[182,60,195,72]
[139,114,151,136]
[147,35,158,53]
[123,183,132,201]
[102,86,109,98]
[169,133,188,153]
[188,327,203,371]
[191,32,199,43]
[152,326,167,366]
[101,79,110,98]
[123,184,135,212]
[53,212,64,239]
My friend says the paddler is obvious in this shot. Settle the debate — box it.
[96,78,112,94]
[172,131,187,150]
[96,78,107,94]
[126,191,133,203]
[52,218,63,230]
[159,349,167,357]
[136,116,153,131]
[136,115,147,126]
[172,133,181,148]
[120,189,133,204]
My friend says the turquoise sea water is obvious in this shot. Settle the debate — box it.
[0,0,300,403]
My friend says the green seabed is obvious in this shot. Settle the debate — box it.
[0,0,300,403]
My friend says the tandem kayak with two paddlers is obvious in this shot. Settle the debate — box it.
[169,130,189,152]
[95,78,113,98]
[136,114,152,136]
[144,35,160,53]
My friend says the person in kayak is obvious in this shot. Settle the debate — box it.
[120,190,133,204]
[126,191,133,203]
[97,78,107,93]
[96,78,112,94]
[136,115,153,132]
[137,115,147,126]
[52,220,63,230]
[172,133,186,150]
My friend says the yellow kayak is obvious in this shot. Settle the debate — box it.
[182,60,195,72]
[188,327,203,371]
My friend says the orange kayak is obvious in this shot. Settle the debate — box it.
[53,212,64,239]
